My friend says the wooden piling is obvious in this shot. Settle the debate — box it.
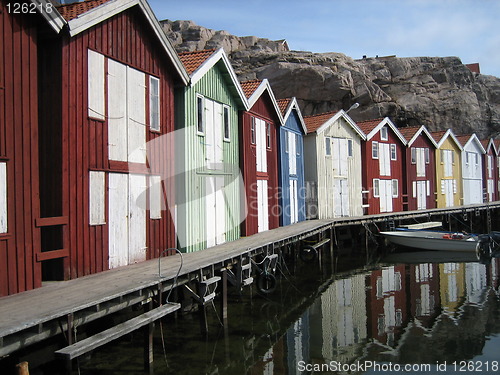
[143,300,154,374]
[16,362,29,375]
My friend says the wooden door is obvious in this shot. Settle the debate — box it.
[257,179,269,232]
[443,179,454,207]
[333,178,350,217]
[108,173,147,268]
[289,179,298,224]
[379,179,393,213]
[206,176,226,248]
[379,143,391,177]
[416,180,426,210]
[255,118,267,173]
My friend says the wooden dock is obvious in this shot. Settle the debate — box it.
[0,202,499,361]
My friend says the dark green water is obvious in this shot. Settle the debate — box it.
[64,247,500,375]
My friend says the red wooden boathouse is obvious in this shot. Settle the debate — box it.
[0,0,64,296]
[36,0,189,283]
[481,138,498,202]
[358,118,406,214]
[239,79,283,235]
[398,125,437,211]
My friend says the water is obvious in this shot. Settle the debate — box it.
[69,250,500,374]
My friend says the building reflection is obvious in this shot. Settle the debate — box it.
[259,257,500,374]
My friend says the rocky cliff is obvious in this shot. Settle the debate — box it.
[161,20,500,138]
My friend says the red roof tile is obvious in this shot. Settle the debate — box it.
[303,111,339,133]
[57,0,109,21]
[178,49,216,75]
[398,126,421,141]
[276,98,291,116]
[430,130,447,143]
[240,79,262,99]
[494,139,500,151]
[480,139,490,150]
[356,118,384,135]
[455,135,471,147]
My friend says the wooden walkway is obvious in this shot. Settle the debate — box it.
[0,201,498,357]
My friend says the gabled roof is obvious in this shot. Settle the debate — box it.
[494,139,500,154]
[240,79,284,125]
[179,48,248,109]
[55,0,189,85]
[456,134,486,154]
[398,125,438,148]
[276,97,307,135]
[31,0,67,32]
[303,110,366,140]
[480,138,497,155]
[430,129,463,150]
[357,117,407,145]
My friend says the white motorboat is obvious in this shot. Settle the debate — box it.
[380,229,479,252]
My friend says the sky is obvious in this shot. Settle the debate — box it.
[149,0,500,78]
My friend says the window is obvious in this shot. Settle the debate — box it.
[0,162,7,233]
[266,123,271,149]
[149,175,162,219]
[392,179,398,197]
[197,95,204,134]
[426,180,431,196]
[325,137,331,156]
[425,148,430,164]
[451,150,455,164]
[380,126,388,141]
[149,76,160,131]
[465,152,469,165]
[372,141,379,159]
[475,153,479,165]
[373,179,380,197]
[296,134,300,155]
[390,144,397,160]
[411,147,416,164]
[251,117,256,144]
[88,49,105,120]
[223,105,230,141]
[89,171,106,225]
[285,131,289,153]
[347,139,353,157]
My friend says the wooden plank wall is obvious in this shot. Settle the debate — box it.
[240,94,280,236]
[0,2,41,296]
[40,9,177,279]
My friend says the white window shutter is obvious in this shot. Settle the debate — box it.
[88,49,105,120]
[0,163,7,233]
[89,171,106,225]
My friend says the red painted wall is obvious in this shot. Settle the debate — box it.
[361,128,405,215]
[39,8,178,281]
[404,135,437,211]
[483,146,498,202]
[0,4,41,296]
[240,93,280,236]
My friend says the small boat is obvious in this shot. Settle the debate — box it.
[380,229,479,252]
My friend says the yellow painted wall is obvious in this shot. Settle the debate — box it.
[435,136,462,208]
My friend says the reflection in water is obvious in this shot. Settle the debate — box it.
[76,255,500,375]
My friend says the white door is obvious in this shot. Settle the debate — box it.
[416,180,427,210]
[255,118,267,173]
[333,178,350,217]
[379,143,391,176]
[416,148,426,177]
[443,179,454,207]
[108,173,147,268]
[257,179,269,232]
[289,179,298,224]
[379,179,393,213]
[205,176,226,248]
[488,179,494,202]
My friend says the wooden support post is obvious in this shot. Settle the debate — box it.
[16,362,29,375]
[220,269,228,327]
[199,304,208,337]
[143,300,154,374]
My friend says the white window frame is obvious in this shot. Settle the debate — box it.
[196,94,205,135]
[149,76,160,132]
[266,122,271,149]
[411,147,416,164]
[392,179,399,198]
[372,141,379,159]
[380,126,388,141]
[373,178,380,197]
[325,137,331,156]
[250,117,256,144]
[425,148,430,164]
[223,105,230,142]
[347,139,353,157]
[390,144,397,161]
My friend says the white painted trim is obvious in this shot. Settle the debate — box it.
[406,125,438,148]
[315,110,366,140]
[66,0,189,85]
[31,0,67,33]
[462,133,486,154]
[281,97,308,134]
[246,79,284,125]
[436,129,464,151]
[189,48,249,110]
[365,117,407,145]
